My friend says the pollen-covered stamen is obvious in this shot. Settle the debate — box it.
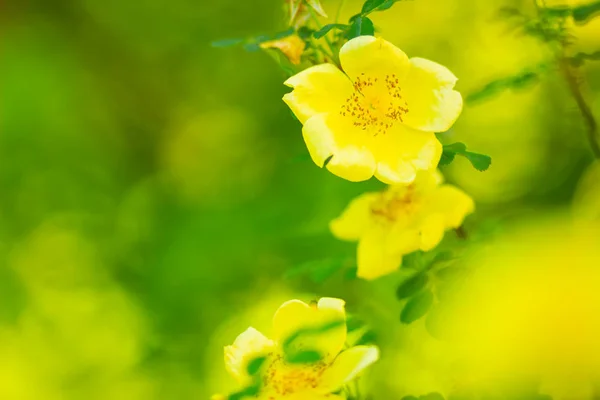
[370,186,418,222]
[340,72,410,136]
[262,352,330,396]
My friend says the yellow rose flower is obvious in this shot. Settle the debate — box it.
[330,171,474,280]
[283,36,463,184]
[221,297,379,399]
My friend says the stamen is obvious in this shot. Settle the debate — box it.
[340,73,410,136]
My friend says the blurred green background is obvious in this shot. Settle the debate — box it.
[1,0,600,398]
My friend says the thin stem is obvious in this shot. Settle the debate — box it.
[534,0,600,158]
[559,56,600,158]
[307,3,340,66]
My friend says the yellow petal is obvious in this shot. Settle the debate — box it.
[330,192,379,241]
[357,226,403,280]
[224,327,274,384]
[418,213,446,251]
[372,124,442,185]
[339,36,411,81]
[283,64,353,123]
[303,113,377,181]
[428,185,475,228]
[387,225,421,255]
[325,144,377,182]
[317,345,380,392]
[272,298,346,360]
[260,34,306,65]
[401,57,463,133]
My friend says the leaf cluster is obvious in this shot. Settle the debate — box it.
[312,0,406,41]
[396,251,457,324]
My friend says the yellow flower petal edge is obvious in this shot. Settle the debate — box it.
[330,170,475,280]
[221,297,379,398]
[283,36,462,184]
[224,327,275,384]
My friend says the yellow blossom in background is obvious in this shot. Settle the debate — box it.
[330,171,474,279]
[220,297,379,398]
[283,36,463,184]
[260,35,306,65]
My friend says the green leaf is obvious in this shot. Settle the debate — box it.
[439,142,491,171]
[314,24,349,39]
[346,315,364,332]
[297,26,316,40]
[400,289,434,324]
[396,272,428,299]
[442,142,467,153]
[286,350,322,364]
[347,16,375,39]
[438,150,456,166]
[211,38,245,48]
[401,251,424,268]
[463,151,492,171]
[466,62,550,103]
[572,1,600,24]
[402,397,419,400]
[361,0,400,15]
[284,257,345,283]
[355,329,377,345]
[246,356,266,375]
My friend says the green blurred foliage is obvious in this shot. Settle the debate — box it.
[1,0,600,399]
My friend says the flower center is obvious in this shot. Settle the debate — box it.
[340,72,410,136]
[261,353,329,397]
[370,187,419,223]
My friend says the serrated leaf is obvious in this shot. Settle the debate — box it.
[400,289,434,324]
[396,273,428,299]
[438,150,456,166]
[211,38,245,48]
[246,356,266,375]
[313,23,349,39]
